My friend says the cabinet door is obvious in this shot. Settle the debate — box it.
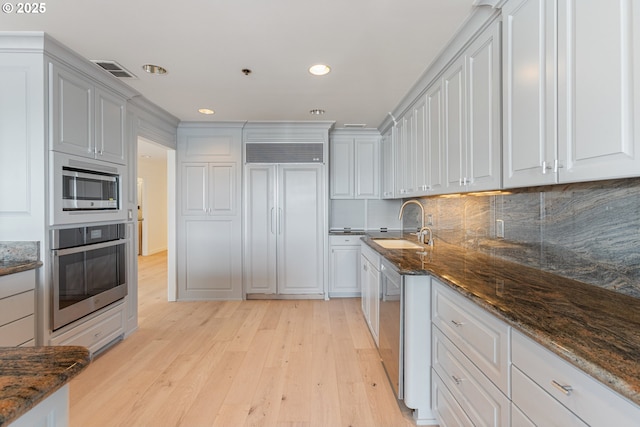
[208,163,236,215]
[444,57,466,192]
[181,163,208,216]
[360,255,370,320]
[277,165,324,295]
[393,120,406,196]
[95,87,126,164]
[355,136,379,199]
[180,218,242,300]
[557,0,640,182]
[380,129,395,199]
[502,0,558,188]
[466,21,502,191]
[426,80,446,193]
[330,136,354,199]
[49,62,94,158]
[403,112,415,195]
[413,96,429,194]
[244,165,277,295]
[329,245,361,296]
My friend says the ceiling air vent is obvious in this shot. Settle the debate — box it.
[91,60,138,79]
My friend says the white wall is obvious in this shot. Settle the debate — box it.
[137,154,168,255]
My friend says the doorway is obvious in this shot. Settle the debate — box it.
[137,137,176,301]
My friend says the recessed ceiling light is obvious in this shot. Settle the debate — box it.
[309,109,325,115]
[198,108,215,115]
[142,64,168,75]
[308,64,331,76]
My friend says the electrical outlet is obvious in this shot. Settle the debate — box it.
[426,214,433,226]
[496,219,504,238]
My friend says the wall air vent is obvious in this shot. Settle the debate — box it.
[91,60,138,79]
[245,143,324,164]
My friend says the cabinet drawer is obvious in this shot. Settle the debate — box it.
[512,366,588,427]
[512,330,640,427]
[0,290,35,327]
[432,279,510,394]
[432,369,474,427]
[329,235,362,246]
[433,326,510,427]
[51,303,124,355]
[0,270,35,299]
[0,315,35,346]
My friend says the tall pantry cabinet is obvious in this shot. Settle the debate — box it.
[177,123,243,300]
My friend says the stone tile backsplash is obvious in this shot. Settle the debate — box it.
[402,178,640,298]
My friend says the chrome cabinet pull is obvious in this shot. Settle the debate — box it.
[450,320,464,327]
[554,159,564,173]
[452,375,463,385]
[270,208,275,234]
[551,380,573,396]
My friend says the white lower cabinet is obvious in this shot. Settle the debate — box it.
[512,329,640,427]
[431,278,510,426]
[432,370,475,427]
[430,278,640,427]
[359,243,380,346]
[432,278,510,394]
[328,235,361,297]
[433,327,510,426]
[50,302,124,356]
[10,385,69,427]
[0,270,36,347]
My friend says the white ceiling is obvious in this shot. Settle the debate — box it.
[0,0,476,128]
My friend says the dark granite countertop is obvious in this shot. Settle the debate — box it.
[0,346,90,426]
[0,261,42,277]
[0,241,42,277]
[361,233,640,407]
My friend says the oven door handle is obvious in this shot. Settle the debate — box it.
[52,239,126,256]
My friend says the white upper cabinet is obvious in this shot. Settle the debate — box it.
[49,61,126,165]
[380,128,395,199]
[425,81,446,194]
[181,162,236,216]
[503,0,640,187]
[557,0,640,182]
[95,87,126,164]
[503,0,561,187]
[330,130,380,199]
[445,20,502,193]
[329,135,354,199]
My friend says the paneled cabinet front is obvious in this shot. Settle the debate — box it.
[49,61,126,165]
[181,162,236,216]
[329,235,361,297]
[329,131,380,199]
[444,19,501,193]
[393,19,500,197]
[503,0,640,187]
[177,125,243,300]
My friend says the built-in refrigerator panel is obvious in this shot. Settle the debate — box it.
[244,164,324,296]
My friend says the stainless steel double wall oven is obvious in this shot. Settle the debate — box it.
[50,152,129,330]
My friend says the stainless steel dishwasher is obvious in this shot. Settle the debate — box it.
[379,258,403,399]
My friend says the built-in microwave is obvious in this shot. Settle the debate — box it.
[51,152,128,225]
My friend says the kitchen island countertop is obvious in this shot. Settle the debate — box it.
[0,346,91,426]
[362,232,640,407]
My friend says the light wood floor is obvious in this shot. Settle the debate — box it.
[69,251,417,427]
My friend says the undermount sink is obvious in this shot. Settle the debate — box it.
[373,239,423,250]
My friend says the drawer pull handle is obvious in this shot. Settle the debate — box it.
[450,320,464,327]
[551,380,573,396]
[452,375,463,385]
